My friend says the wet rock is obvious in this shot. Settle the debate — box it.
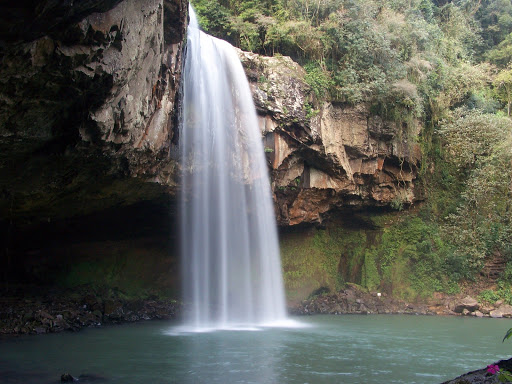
[291,284,428,316]
[34,327,48,334]
[0,288,181,335]
[480,305,493,315]
[53,315,72,332]
[442,357,512,384]
[103,300,124,322]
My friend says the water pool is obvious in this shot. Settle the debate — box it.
[1,315,511,383]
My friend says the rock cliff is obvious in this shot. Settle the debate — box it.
[0,0,186,223]
[239,51,422,226]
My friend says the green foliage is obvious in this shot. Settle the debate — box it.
[503,327,512,343]
[281,211,458,302]
[498,370,512,383]
[304,102,319,118]
[436,109,512,276]
[303,62,332,99]
[58,246,177,299]
[280,226,366,302]
[494,65,512,116]
[479,283,512,306]
[361,248,380,291]
[478,0,512,64]
[487,32,512,67]
[365,215,455,300]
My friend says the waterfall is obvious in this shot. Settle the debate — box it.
[179,6,287,330]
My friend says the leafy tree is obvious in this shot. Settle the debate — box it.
[494,64,512,116]
[439,109,512,276]
[475,0,512,57]
[487,32,512,67]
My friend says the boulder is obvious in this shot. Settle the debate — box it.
[454,296,480,314]
[490,304,512,318]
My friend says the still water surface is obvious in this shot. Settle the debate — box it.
[1,315,511,383]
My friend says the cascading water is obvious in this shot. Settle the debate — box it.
[180,6,287,330]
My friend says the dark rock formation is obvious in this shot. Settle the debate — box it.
[442,358,512,384]
[0,285,181,335]
[239,51,421,226]
[0,0,426,328]
[0,0,186,225]
[61,373,77,382]
[1,3,422,231]
[0,0,187,294]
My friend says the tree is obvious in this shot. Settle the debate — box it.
[494,65,512,116]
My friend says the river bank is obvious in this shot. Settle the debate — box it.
[1,283,511,336]
[0,286,181,336]
[290,283,512,318]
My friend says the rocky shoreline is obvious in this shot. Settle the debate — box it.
[2,284,512,336]
[290,284,512,318]
[0,287,181,336]
[290,284,438,316]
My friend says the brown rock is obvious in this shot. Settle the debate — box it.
[239,50,421,226]
[490,304,512,318]
[454,296,480,313]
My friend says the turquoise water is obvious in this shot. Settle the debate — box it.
[1,315,511,383]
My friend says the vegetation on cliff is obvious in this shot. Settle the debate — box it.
[194,0,512,300]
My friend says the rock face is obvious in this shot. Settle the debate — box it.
[0,4,424,309]
[0,0,186,223]
[1,5,420,227]
[239,51,421,226]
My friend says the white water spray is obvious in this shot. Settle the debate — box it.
[180,6,287,330]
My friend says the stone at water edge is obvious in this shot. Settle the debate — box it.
[473,310,484,317]
[61,373,77,382]
[454,296,480,313]
[490,304,512,318]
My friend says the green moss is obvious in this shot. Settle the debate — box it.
[281,210,456,303]
[280,226,366,303]
[361,248,380,291]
